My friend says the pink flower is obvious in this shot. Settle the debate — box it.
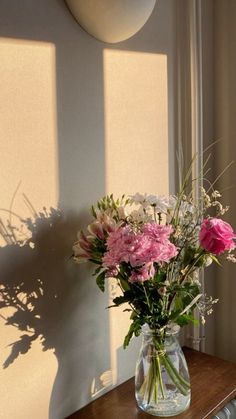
[88,221,105,239]
[127,234,158,267]
[199,218,236,255]
[142,223,173,242]
[87,214,120,241]
[102,224,178,278]
[154,241,178,263]
[73,231,93,262]
[105,267,119,278]
[102,226,131,266]
[77,231,93,252]
[129,263,155,283]
[96,213,119,233]
[73,243,91,263]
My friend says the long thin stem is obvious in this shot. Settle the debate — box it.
[153,337,190,395]
[156,355,165,398]
[142,283,152,314]
[163,355,190,389]
[160,356,189,396]
[147,360,154,403]
[167,249,205,313]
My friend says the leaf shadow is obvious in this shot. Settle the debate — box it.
[0,207,81,367]
[0,204,111,417]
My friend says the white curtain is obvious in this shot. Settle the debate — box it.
[204,0,236,363]
[177,1,236,360]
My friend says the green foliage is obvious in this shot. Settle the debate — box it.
[153,270,166,283]
[119,278,131,291]
[92,237,107,256]
[74,178,232,350]
[175,313,199,327]
[123,314,143,349]
[91,194,130,221]
[96,271,106,292]
[210,254,222,266]
[112,291,134,307]
[183,246,196,265]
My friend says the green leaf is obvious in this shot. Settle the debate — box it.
[195,254,207,268]
[93,265,103,276]
[119,278,130,291]
[112,290,134,306]
[91,205,97,218]
[174,296,183,312]
[123,316,142,349]
[176,313,199,327]
[130,310,138,320]
[113,295,127,306]
[183,246,196,265]
[123,330,133,349]
[210,254,222,267]
[89,258,102,265]
[153,271,166,283]
[96,271,106,292]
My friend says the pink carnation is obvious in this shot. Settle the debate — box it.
[154,241,178,263]
[142,223,173,242]
[199,218,236,255]
[129,263,155,283]
[102,224,178,279]
[102,226,132,266]
[128,234,160,267]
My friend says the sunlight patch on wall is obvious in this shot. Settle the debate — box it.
[103,49,169,197]
[0,316,57,419]
[0,38,58,419]
[0,37,58,237]
[103,49,169,385]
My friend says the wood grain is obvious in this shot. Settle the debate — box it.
[67,348,236,419]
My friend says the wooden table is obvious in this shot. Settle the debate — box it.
[67,348,236,419]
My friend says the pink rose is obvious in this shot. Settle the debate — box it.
[199,218,236,255]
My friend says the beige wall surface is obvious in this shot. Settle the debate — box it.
[0,1,177,418]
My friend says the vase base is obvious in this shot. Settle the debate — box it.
[136,391,190,417]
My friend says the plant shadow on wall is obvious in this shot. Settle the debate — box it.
[0,202,111,418]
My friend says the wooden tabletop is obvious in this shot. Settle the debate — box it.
[67,348,236,419]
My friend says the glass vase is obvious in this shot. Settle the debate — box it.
[135,326,191,417]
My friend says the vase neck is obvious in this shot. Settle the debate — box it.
[142,323,180,339]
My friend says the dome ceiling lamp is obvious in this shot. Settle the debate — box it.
[65,0,157,44]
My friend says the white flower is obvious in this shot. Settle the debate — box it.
[211,190,221,199]
[169,196,194,217]
[168,195,177,210]
[179,201,194,216]
[130,193,156,208]
[153,195,172,213]
[130,193,173,213]
[129,208,152,223]
[226,253,236,263]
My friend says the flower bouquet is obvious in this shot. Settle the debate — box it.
[73,175,236,416]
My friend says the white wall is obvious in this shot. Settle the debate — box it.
[0,1,177,418]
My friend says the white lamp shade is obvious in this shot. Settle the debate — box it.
[65,0,157,43]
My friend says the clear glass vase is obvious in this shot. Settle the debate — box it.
[135,326,191,417]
